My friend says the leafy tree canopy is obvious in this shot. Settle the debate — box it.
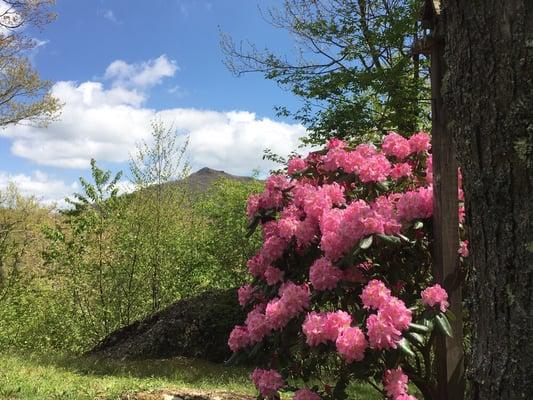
[0,0,61,127]
[221,0,430,146]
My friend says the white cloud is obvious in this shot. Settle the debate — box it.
[104,55,179,89]
[1,55,308,177]
[0,170,77,206]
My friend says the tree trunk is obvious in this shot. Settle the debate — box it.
[442,1,533,399]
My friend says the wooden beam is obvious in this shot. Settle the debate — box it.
[430,11,465,400]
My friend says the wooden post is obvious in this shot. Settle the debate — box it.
[422,1,465,399]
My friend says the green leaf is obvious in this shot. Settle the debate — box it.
[359,235,373,250]
[406,331,425,346]
[435,313,453,338]
[377,234,401,244]
[413,221,424,230]
[409,322,430,333]
[398,338,415,358]
[246,215,261,237]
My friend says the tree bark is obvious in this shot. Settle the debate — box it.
[442,1,533,399]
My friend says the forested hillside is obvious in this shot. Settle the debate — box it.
[0,166,263,354]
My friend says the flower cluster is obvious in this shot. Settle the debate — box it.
[231,131,464,399]
[251,369,285,398]
[384,368,417,400]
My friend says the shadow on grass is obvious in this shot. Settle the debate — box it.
[27,352,252,388]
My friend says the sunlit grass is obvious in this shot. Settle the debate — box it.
[0,352,383,400]
[0,351,254,399]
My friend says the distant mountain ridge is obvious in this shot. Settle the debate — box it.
[178,167,258,193]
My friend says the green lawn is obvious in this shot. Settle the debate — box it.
[0,352,254,400]
[0,352,381,400]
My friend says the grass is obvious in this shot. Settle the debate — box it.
[0,351,254,400]
[0,351,382,400]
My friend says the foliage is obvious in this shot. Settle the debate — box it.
[229,132,467,400]
[221,0,430,146]
[193,177,264,289]
[1,143,262,353]
[0,0,61,127]
[128,120,191,311]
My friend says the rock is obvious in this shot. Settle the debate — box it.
[87,288,245,363]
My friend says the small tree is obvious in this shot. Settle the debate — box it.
[0,0,61,127]
[129,120,190,311]
[46,159,124,339]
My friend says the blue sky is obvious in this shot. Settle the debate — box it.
[0,0,308,204]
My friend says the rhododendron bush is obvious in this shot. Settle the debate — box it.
[228,132,467,400]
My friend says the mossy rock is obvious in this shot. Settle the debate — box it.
[88,288,244,363]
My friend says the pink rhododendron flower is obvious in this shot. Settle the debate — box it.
[425,155,433,184]
[265,298,289,330]
[390,162,413,180]
[295,217,318,248]
[264,266,284,286]
[246,194,260,222]
[322,146,349,172]
[384,368,409,399]
[371,196,402,235]
[336,326,368,363]
[261,235,288,264]
[288,156,307,175]
[293,388,321,400]
[302,312,329,346]
[247,254,267,278]
[309,257,343,291]
[409,131,431,153]
[379,297,412,331]
[459,240,469,257]
[320,200,385,261]
[382,132,412,160]
[278,281,310,316]
[360,280,392,309]
[264,283,310,331]
[421,284,449,312]
[357,154,391,182]
[396,187,433,222]
[277,216,300,241]
[396,395,417,400]
[327,138,347,149]
[366,314,402,350]
[459,205,465,224]
[265,174,291,193]
[228,325,250,352]
[251,368,284,398]
[238,284,254,307]
[325,310,352,341]
[245,307,271,343]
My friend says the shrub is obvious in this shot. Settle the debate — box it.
[229,132,467,400]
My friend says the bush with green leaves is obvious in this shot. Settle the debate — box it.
[228,132,467,400]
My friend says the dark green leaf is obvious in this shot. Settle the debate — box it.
[409,322,430,333]
[246,215,261,237]
[398,338,415,358]
[435,313,453,338]
[377,234,401,244]
[406,331,425,346]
